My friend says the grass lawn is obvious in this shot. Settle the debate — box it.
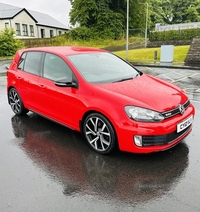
[114,45,190,63]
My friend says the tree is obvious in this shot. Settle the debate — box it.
[68,0,126,39]
[68,0,200,40]
[69,0,98,27]
[150,0,200,25]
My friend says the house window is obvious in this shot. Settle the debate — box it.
[5,22,9,28]
[50,30,54,38]
[22,24,28,36]
[41,29,45,38]
[15,23,21,35]
[58,31,62,35]
[30,25,34,37]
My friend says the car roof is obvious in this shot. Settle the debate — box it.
[18,46,108,56]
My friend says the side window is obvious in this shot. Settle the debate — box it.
[43,53,72,81]
[23,52,43,75]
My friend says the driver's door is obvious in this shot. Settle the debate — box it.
[38,53,79,128]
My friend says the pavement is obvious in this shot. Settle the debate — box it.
[0,59,12,74]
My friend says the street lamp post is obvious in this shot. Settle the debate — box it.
[126,0,129,61]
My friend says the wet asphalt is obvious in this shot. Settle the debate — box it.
[0,60,200,212]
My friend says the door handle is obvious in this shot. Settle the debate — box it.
[38,84,46,89]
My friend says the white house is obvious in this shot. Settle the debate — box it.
[0,2,69,38]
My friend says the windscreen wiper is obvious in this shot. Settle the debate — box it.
[113,77,133,83]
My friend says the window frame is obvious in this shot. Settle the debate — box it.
[5,22,9,28]
[50,30,54,38]
[15,23,21,35]
[22,24,28,36]
[29,25,34,37]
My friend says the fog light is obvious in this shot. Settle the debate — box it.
[134,135,142,147]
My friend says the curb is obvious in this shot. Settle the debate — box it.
[133,63,200,70]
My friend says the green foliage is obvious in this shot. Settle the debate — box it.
[149,28,200,41]
[68,26,93,40]
[150,0,200,25]
[54,35,68,46]
[68,0,200,40]
[0,28,23,57]
[68,0,127,40]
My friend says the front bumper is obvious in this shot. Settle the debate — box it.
[116,104,195,153]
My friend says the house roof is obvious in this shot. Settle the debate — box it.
[0,2,68,30]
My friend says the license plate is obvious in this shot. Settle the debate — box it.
[177,115,193,133]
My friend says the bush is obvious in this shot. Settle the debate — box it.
[149,28,200,42]
[68,25,124,41]
[0,28,24,56]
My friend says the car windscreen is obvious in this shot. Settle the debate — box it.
[67,52,141,84]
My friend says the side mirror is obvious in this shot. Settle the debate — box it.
[55,77,77,88]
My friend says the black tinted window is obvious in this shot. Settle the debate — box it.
[23,52,42,75]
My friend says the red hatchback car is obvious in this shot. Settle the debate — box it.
[7,46,195,154]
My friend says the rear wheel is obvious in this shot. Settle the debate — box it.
[83,113,116,154]
[8,88,28,115]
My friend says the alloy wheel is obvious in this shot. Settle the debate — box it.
[83,113,116,154]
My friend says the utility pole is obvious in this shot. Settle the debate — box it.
[139,2,148,48]
[126,0,129,61]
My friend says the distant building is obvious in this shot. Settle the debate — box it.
[0,2,69,38]
[155,22,200,31]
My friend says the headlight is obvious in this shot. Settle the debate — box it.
[125,106,164,122]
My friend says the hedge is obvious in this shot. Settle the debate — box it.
[149,28,200,41]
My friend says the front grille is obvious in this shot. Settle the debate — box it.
[142,125,191,146]
[162,100,190,119]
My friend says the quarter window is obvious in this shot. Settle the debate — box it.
[17,53,27,70]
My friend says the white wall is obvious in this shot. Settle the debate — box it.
[37,25,67,38]
[11,10,37,38]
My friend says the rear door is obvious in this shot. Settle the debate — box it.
[16,51,43,112]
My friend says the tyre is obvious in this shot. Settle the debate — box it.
[83,113,116,154]
[8,88,28,115]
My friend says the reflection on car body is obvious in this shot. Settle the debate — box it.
[7,46,195,154]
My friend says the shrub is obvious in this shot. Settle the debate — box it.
[0,28,24,56]
[149,28,200,42]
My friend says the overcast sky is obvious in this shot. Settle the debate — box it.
[1,0,72,27]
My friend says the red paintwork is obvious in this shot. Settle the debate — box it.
[7,46,195,153]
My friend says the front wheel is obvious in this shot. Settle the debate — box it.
[8,88,28,115]
[83,113,117,154]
